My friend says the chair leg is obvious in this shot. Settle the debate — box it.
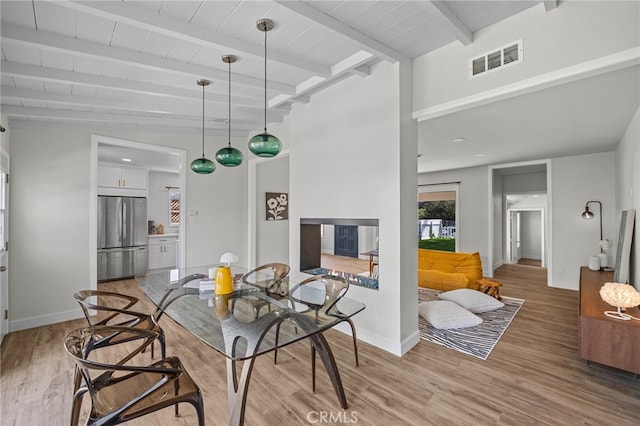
[347,319,359,367]
[71,387,87,426]
[71,367,84,426]
[311,344,316,393]
[159,331,166,359]
[174,380,180,417]
[191,390,205,426]
[274,321,282,364]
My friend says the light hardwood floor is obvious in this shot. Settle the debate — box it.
[2,264,639,425]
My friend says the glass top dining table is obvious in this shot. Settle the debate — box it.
[135,264,365,426]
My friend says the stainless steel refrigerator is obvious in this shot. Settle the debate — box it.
[97,196,148,281]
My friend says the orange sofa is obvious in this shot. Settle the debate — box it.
[418,249,483,291]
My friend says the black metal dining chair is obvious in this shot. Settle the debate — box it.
[64,325,204,426]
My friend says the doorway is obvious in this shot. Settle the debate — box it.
[489,160,551,284]
[506,203,545,267]
[90,135,187,289]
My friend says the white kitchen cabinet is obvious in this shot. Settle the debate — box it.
[98,165,147,190]
[148,236,177,270]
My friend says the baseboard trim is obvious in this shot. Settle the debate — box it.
[333,325,419,357]
[9,309,83,333]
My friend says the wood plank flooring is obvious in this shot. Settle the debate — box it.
[2,264,639,425]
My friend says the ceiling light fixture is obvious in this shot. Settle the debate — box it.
[121,158,132,162]
[191,79,215,174]
[451,138,466,143]
[215,55,243,167]
[248,18,282,158]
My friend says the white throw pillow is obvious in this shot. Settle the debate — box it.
[418,300,483,330]
[438,288,504,313]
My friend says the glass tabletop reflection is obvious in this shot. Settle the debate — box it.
[135,265,365,361]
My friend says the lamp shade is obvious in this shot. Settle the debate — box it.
[248,131,282,157]
[215,146,243,166]
[190,157,215,174]
[219,252,239,266]
[582,209,594,219]
[600,282,640,308]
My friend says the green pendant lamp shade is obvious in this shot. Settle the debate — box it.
[249,19,281,158]
[248,132,281,157]
[216,55,243,167]
[191,157,215,174]
[191,79,215,174]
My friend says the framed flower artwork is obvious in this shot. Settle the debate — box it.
[266,192,288,221]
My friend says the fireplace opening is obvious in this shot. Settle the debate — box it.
[300,218,379,290]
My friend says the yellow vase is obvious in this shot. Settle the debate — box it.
[215,265,233,295]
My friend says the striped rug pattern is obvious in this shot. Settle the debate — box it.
[418,288,525,360]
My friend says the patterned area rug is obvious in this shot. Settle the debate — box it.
[418,288,525,360]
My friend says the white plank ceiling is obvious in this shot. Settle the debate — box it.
[1,0,543,135]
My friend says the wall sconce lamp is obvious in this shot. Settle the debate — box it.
[581,200,603,253]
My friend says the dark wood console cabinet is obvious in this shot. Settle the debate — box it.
[578,266,640,374]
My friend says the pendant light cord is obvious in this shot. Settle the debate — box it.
[201,82,205,157]
[228,59,232,147]
[263,26,267,132]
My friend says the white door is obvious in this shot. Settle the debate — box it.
[0,151,9,340]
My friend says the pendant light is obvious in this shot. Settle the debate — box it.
[248,18,281,158]
[190,79,216,174]
[215,55,243,167]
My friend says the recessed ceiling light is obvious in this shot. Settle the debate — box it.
[476,153,487,157]
[451,138,465,143]
[122,158,133,162]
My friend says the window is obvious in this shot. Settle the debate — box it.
[418,184,459,252]
[169,190,180,225]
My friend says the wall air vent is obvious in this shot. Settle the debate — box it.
[469,39,523,78]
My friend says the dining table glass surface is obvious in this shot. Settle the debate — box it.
[135,265,366,361]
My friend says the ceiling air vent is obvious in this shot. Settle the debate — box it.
[469,39,523,79]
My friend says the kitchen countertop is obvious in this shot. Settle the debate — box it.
[148,233,179,238]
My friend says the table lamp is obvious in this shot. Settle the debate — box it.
[599,282,640,320]
[215,252,239,295]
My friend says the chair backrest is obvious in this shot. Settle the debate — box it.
[64,325,168,411]
[292,274,349,315]
[242,263,291,295]
[74,290,141,326]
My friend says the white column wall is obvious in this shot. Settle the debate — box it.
[287,61,418,355]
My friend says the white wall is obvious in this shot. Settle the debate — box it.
[615,106,640,290]
[255,155,289,265]
[520,211,542,260]
[8,127,248,331]
[419,152,616,290]
[0,114,9,154]
[413,1,640,111]
[321,224,334,255]
[148,171,179,234]
[551,152,615,289]
[503,172,546,193]
[286,60,418,355]
[418,166,491,273]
